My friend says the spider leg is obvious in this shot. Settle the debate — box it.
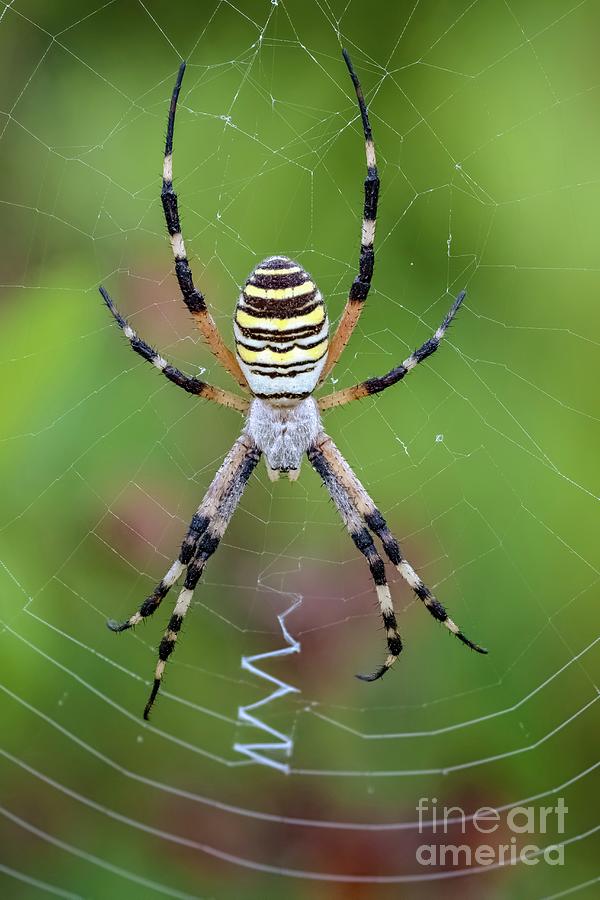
[161,62,247,390]
[307,443,403,682]
[319,49,380,384]
[319,290,465,410]
[142,438,261,720]
[99,286,248,413]
[107,437,255,634]
[316,434,487,654]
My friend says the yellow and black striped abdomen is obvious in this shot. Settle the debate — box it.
[234,256,329,403]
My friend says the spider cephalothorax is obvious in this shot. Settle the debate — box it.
[99,52,487,721]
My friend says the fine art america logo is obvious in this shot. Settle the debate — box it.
[416,797,568,868]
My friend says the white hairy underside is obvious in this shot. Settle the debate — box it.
[244,397,322,476]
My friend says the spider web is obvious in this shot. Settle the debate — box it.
[1,0,598,896]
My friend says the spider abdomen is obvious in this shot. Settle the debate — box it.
[234,256,329,403]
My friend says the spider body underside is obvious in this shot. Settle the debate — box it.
[100,52,487,721]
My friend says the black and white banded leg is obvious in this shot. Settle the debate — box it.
[144,440,260,719]
[107,436,261,719]
[107,436,256,634]
[161,62,247,389]
[365,508,486,652]
[321,49,380,383]
[320,290,465,410]
[308,443,403,681]
[316,434,487,657]
[99,286,248,412]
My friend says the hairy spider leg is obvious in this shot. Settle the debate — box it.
[320,290,466,410]
[161,61,247,389]
[320,49,380,383]
[99,287,248,412]
[141,439,260,719]
[308,443,403,681]
[316,434,487,657]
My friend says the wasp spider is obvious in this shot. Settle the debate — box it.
[100,51,487,720]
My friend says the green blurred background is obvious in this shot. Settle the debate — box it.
[1,1,598,897]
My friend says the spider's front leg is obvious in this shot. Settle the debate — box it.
[309,434,487,680]
[308,441,403,681]
[107,435,261,719]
